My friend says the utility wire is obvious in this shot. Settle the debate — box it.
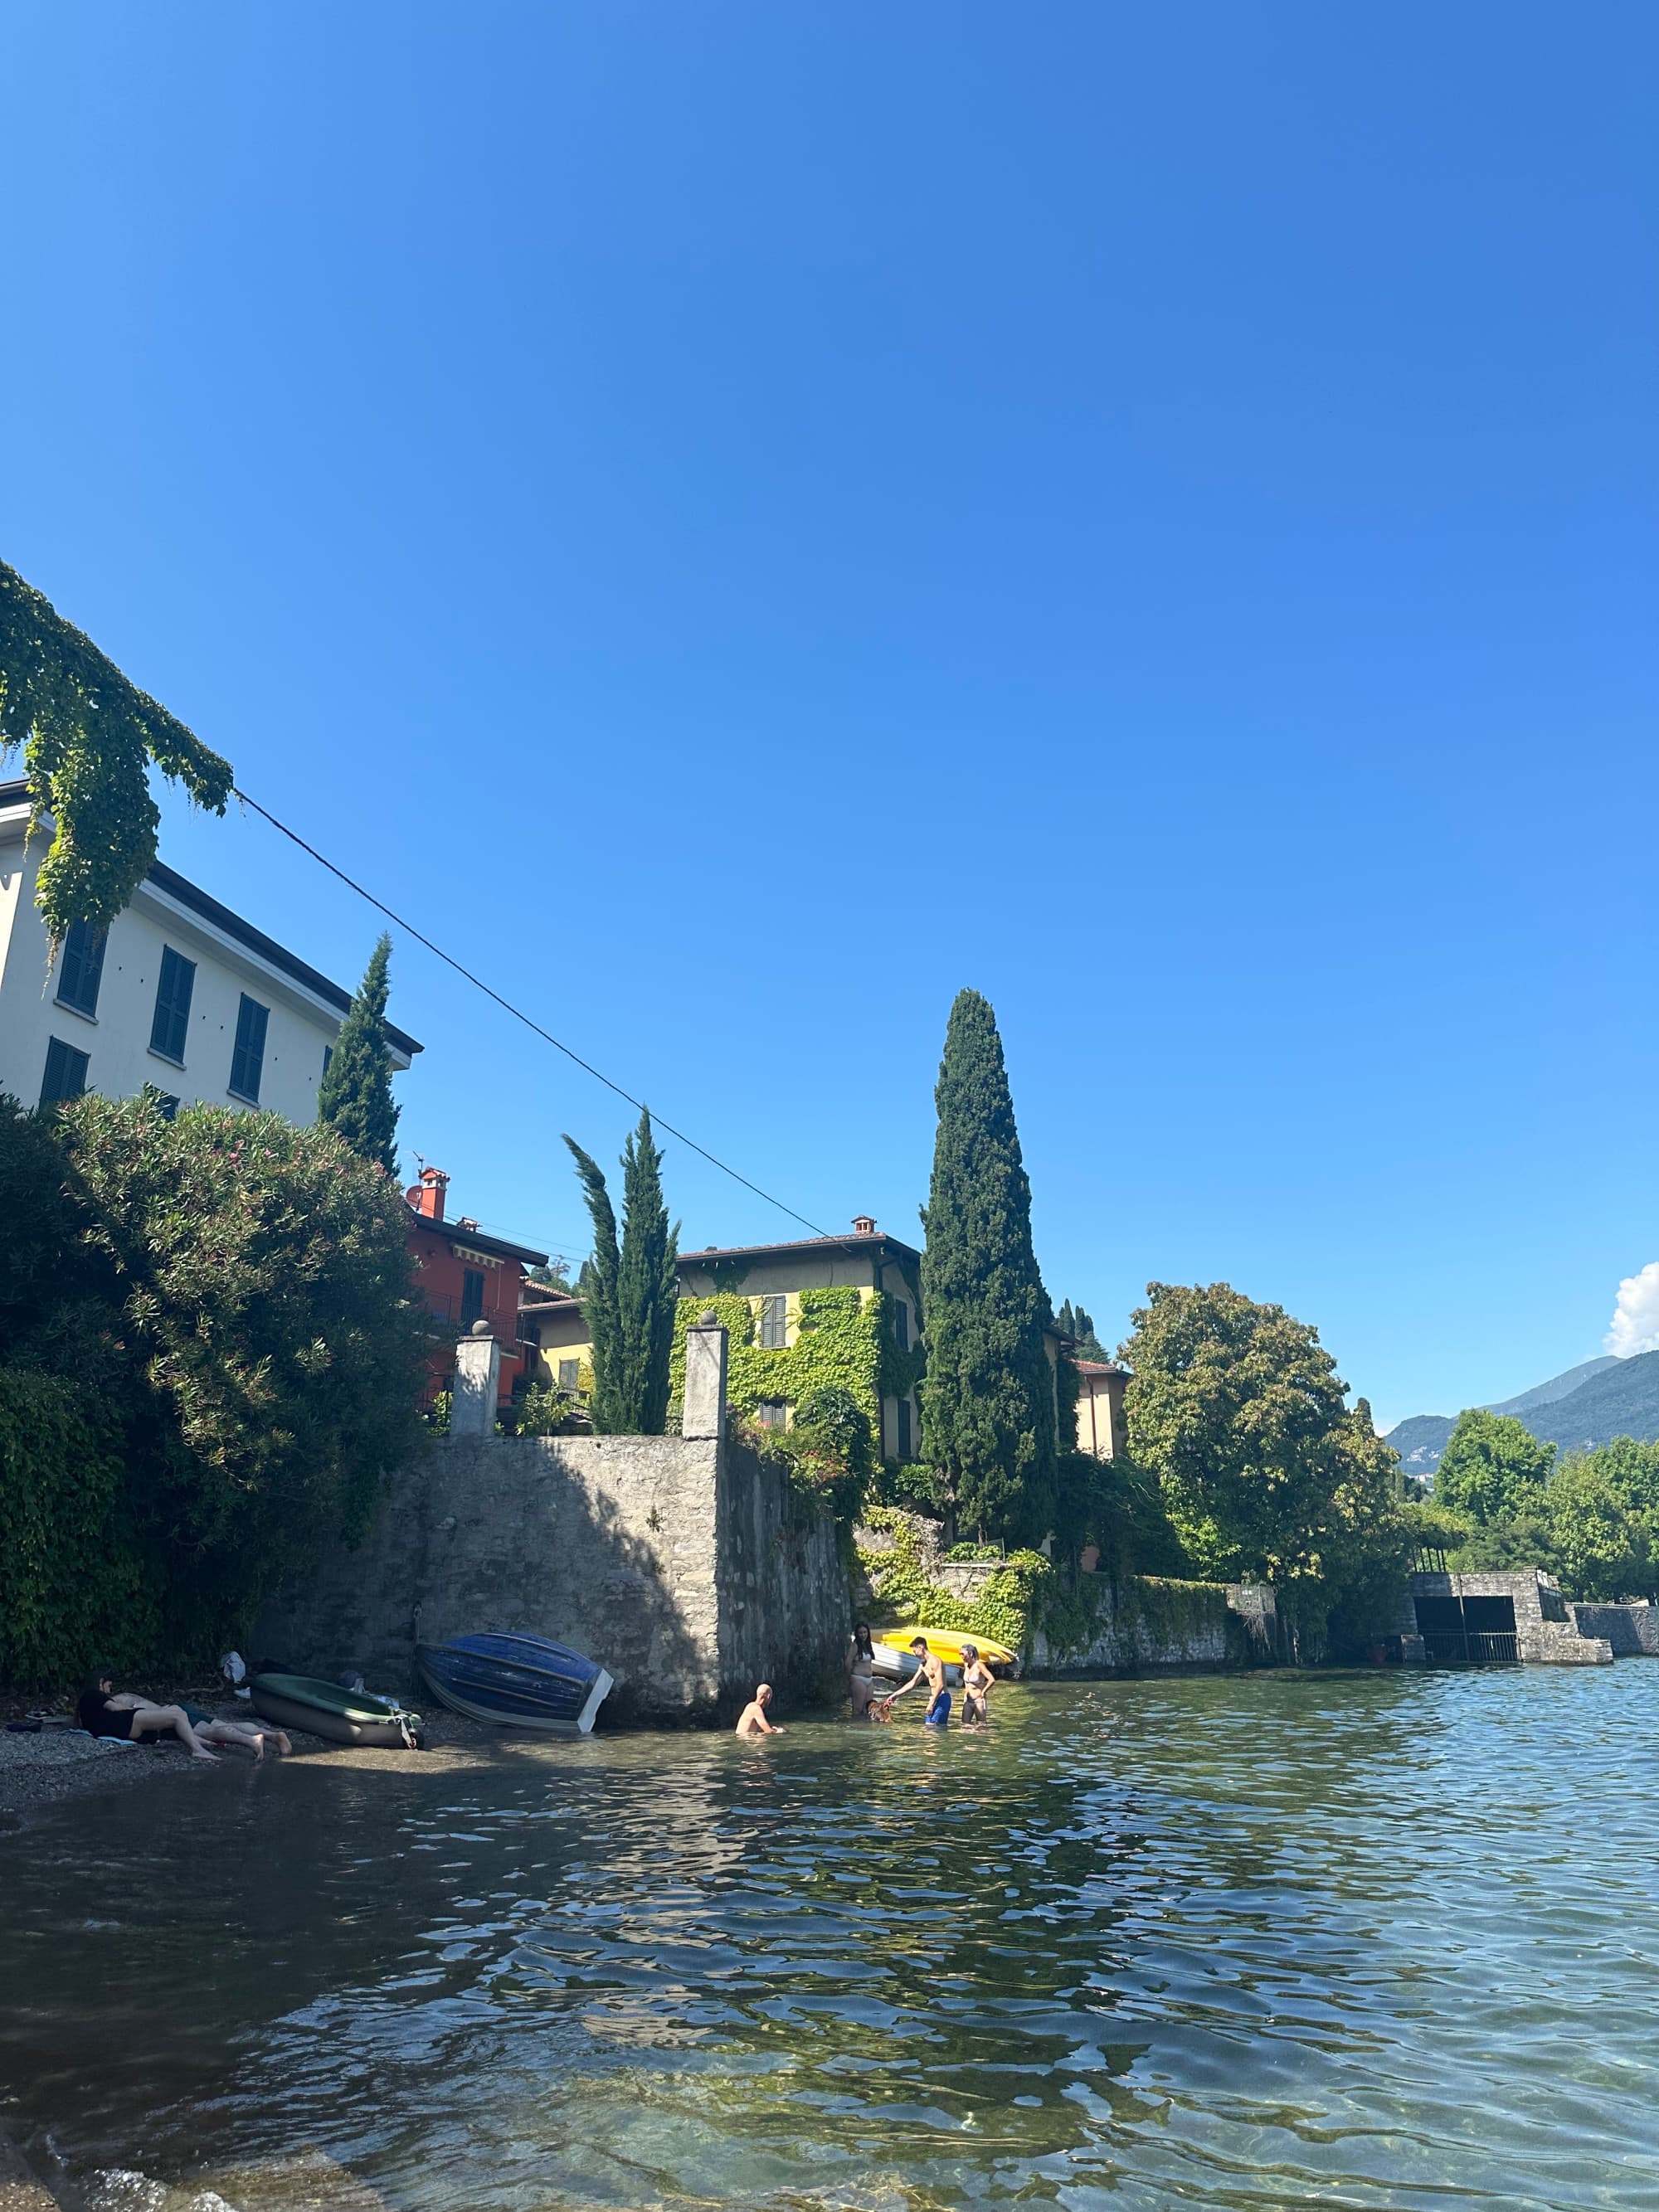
[232,785,838,1241]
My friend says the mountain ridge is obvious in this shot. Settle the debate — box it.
[1384,1355,1628,1475]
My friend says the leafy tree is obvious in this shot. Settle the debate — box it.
[1541,1454,1654,1601]
[1121,1282,1408,1630]
[0,558,232,943]
[317,933,402,1176]
[528,1261,574,1292]
[1434,1408,1554,1526]
[0,1091,429,1677]
[564,1109,679,1433]
[1055,1299,1110,1363]
[918,989,1057,1544]
[787,1384,876,1521]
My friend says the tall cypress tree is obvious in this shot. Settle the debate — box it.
[317,934,401,1175]
[919,989,1057,1543]
[565,1109,679,1433]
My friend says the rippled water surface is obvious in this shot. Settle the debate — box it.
[3,1670,1658,2211]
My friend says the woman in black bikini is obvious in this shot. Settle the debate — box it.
[960,1643,994,1727]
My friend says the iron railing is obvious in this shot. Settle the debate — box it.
[1423,1630,1520,1666]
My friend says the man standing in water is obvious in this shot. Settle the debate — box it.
[734,1683,785,1737]
[882,1636,951,1727]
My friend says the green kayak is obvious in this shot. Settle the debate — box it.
[251,1673,422,1748]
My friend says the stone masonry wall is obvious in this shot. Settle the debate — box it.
[1569,1602,1659,1656]
[255,1431,847,1724]
[1027,1576,1241,1673]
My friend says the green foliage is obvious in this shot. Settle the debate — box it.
[0,1091,429,1681]
[737,1385,874,1524]
[0,1369,154,1687]
[316,933,402,1176]
[1434,1408,1554,1526]
[855,1507,1055,1654]
[566,1111,679,1433]
[1122,1281,1411,1635]
[872,1458,949,1514]
[509,1383,578,1439]
[669,1284,897,1442]
[1437,1438,1659,1601]
[1054,1299,1110,1363]
[918,989,1057,1544]
[0,558,233,943]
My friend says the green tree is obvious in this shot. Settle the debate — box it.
[564,1109,679,1433]
[0,1090,429,1678]
[0,559,233,942]
[1434,1408,1554,1526]
[1541,1453,1654,1601]
[1121,1282,1407,1625]
[316,933,402,1176]
[918,989,1057,1544]
[1055,1300,1109,1363]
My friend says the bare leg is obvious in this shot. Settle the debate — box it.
[129,1704,219,1761]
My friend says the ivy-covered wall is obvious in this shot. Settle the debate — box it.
[669,1287,926,1458]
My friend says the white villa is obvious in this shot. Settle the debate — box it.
[0,777,420,1121]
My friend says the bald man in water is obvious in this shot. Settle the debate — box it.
[735,1683,784,1737]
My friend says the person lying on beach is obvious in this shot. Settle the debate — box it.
[77,1679,291,1762]
[880,1637,951,1727]
[960,1645,994,1727]
[79,1680,221,1761]
[734,1684,785,1738]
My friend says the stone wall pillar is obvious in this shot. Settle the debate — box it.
[683,1315,728,1440]
[451,1326,502,1436]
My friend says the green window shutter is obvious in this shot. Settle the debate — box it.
[40,1037,90,1106]
[149,948,197,1062]
[229,994,269,1101]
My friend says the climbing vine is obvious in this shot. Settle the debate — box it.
[669,1286,920,1449]
[854,1506,1056,1654]
[0,559,233,943]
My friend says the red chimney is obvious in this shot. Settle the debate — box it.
[406,1165,450,1222]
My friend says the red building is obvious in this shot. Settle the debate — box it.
[406,1165,547,1415]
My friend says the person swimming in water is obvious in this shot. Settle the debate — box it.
[734,1683,785,1738]
[960,1643,994,1727]
[881,1636,951,1727]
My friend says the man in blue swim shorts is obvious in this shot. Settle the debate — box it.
[883,1636,951,1727]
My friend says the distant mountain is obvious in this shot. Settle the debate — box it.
[1385,1413,1457,1479]
[1486,1357,1618,1420]
[1384,1356,1627,1476]
[1522,1349,1659,1452]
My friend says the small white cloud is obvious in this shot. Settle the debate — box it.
[1606,1262,1659,1357]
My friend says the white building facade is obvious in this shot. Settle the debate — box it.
[0,779,419,1121]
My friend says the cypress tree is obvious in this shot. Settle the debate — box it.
[564,1109,679,1433]
[317,934,401,1176]
[919,989,1058,1544]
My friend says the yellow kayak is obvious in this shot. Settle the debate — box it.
[885,1626,1017,1670]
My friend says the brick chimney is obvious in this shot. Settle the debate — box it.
[406,1164,449,1222]
[852,1214,877,1236]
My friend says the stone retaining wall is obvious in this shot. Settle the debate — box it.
[255,1330,848,1725]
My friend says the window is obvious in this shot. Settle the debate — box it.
[149,947,196,1063]
[557,1358,581,1392]
[40,1037,90,1106]
[154,1093,179,1123]
[322,1043,333,1078]
[898,1398,912,1460]
[460,1269,487,1328]
[229,994,270,1102]
[55,920,108,1018]
[757,1398,790,1429]
[759,1293,787,1350]
[893,1299,910,1351]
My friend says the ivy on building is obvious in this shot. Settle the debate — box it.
[668,1286,925,1454]
[0,558,234,944]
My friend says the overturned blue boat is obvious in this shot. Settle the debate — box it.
[416,1632,614,1734]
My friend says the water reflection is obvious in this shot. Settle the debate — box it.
[2,1671,1657,2210]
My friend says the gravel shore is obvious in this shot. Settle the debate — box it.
[0,1700,522,1830]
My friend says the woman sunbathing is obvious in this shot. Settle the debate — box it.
[78,1677,290,1762]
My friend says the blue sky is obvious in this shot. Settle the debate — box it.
[4,3,1656,1429]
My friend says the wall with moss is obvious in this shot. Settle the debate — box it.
[854,1509,1240,1672]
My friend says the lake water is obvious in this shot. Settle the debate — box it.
[2,1670,1657,2211]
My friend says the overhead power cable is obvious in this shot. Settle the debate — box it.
[232,785,838,1242]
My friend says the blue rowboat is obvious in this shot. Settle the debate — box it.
[416,1632,613,1734]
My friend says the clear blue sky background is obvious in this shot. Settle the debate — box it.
[4,4,1655,1429]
